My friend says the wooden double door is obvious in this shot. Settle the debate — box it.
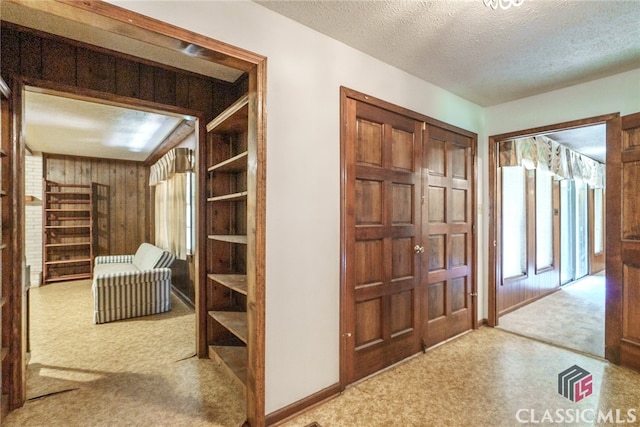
[341,88,476,384]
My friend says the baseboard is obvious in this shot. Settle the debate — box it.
[266,383,341,426]
[478,318,489,327]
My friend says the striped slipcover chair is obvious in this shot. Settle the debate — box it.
[92,243,176,324]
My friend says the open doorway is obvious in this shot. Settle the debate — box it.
[1,3,266,424]
[489,120,607,358]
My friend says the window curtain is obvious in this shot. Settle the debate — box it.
[499,135,605,188]
[150,148,193,260]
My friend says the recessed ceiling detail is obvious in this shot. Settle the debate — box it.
[24,91,184,162]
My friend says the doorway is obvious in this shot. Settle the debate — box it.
[0,3,266,425]
[489,117,610,359]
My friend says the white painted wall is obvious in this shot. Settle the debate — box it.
[109,0,639,416]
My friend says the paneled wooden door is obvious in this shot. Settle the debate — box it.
[421,125,475,347]
[342,96,423,383]
[606,112,640,371]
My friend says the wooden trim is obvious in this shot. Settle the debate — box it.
[339,87,349,391]
[489,113,619,142]
[53,0,265,71]
[144,120,196,166]
[265,383,341,426]
[471,136,478,329]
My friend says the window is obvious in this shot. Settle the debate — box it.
[536,170,554,270]
[502,166,527,279]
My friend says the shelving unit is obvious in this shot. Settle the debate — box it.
[42,181,95,283]
[204,94,249,389]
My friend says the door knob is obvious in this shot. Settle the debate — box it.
[414,245,425,254]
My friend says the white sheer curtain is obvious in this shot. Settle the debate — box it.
[151,148,193,260]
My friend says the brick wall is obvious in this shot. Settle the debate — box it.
[25,153,43,286]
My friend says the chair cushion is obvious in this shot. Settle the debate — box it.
[132,243,165,271]
[94,262,140,276]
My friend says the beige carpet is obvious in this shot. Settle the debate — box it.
[498,272,605,357]
[282,327,640,427]
[5,280,245,427]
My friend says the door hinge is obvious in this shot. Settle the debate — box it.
[421,338,427,353]
[469,292,478,297]
[472,223,476,234]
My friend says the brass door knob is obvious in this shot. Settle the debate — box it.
[414,245,425,254]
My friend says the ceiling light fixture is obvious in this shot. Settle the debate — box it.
[483,0,524,10]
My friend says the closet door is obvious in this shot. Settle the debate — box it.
[421,125,475,347]
[343,97,422,383]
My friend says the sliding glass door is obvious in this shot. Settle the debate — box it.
[560,179,589,285]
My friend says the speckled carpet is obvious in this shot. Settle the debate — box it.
[497,272,605,358]
[5,279,245,426]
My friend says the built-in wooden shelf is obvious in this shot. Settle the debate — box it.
[207,191,248,203]
[206,94,249,133]
[45,273,92,283]
[208,235,248,244]
[45,242,91,248]
[208,344,247,387]
[45,225,91,229]
[208,151,248,173]
[209,311,248,343]
[208,274,247,295]
[45,258,92,265]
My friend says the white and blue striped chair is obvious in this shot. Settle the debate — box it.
[92,243,176,324]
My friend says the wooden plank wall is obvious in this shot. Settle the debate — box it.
[0,22,237,123]
[44,154,150,256]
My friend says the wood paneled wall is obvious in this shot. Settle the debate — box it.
[0,22,239,122]
[44,154,150,256]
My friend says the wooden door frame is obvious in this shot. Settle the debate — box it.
[340,87,477,390]
[487,114,617,340]
[2,2,267,425]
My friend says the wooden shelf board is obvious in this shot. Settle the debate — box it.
[0,148,7,157]
[46,183,91,188]
[45,200,90,204]
[206,94,249,133]
[207,274,247,295]
[208,151,248,173]
[207,191,248,203]
[209,311,248,343]
[45,242,91,248]
[208,235,247,244]
[0,296,6,308]
[0,347,9,362]
[45,273,92,283]
[45,258,92,265]
[46,208,91,212]
[0,243,6,250]
[208,345,247,387]
[0,190,6,197]
[45,225,91,229]
[48,216,91,221]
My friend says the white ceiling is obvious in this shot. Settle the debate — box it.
[24,91,184,161]
[257,0,640,107]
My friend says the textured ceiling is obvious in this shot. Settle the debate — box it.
[24,91,184,161]
[257,0,640,107]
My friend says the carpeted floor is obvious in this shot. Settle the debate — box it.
[6,276,639,427]
[497,272,605,358]
[282,327,640,427]
[5,280,245,427]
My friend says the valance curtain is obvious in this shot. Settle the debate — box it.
[499,135,605,188]
[150,148,193,260]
